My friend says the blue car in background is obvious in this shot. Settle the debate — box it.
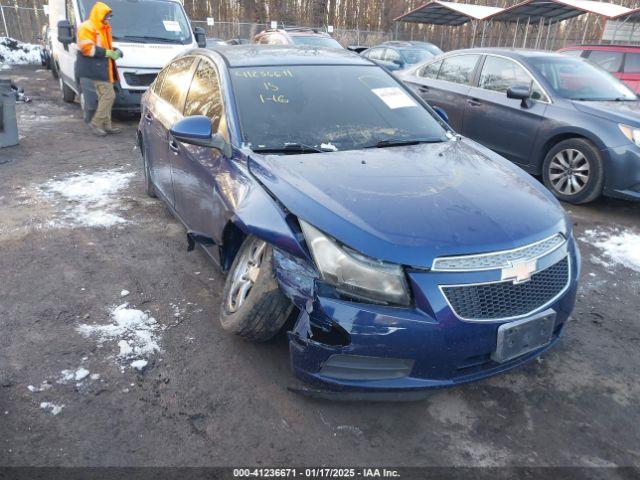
[398,48,640,203]
[138,46,579,398]
[362,40,442,71]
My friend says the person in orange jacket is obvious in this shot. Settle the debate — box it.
[76,2,122,136]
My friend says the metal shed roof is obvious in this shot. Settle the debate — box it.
[486,0,631,24]
[394,1,504,26]
[611,6,640,22]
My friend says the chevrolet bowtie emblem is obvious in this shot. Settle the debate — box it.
[501,259,538,284]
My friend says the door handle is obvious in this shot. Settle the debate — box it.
[418,85,430,94]
[168,139,179,154]
[467,98,482,107]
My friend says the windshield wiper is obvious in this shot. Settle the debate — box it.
[363,137,444,149]
[114,35,181,44]
[252,143,326,154]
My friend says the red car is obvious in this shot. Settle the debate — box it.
[558,44,640,93]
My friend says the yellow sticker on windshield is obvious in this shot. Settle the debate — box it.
[372,87,417,109]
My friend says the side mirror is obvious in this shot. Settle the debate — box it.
[392,59,405,68]
[433,106,449,125]
[57,20,74,45]
[507,85,532,108]
[194,27,206,48]
[170,115,231,157]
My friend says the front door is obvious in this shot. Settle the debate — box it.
[462,55,548,167]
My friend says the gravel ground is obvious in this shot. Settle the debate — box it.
[1,65,639,469]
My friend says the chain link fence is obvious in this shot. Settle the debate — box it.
[0,4,46,43]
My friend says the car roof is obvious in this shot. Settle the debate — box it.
[257,27,332,38]
[441,48,570,61]
[203,45,372,67]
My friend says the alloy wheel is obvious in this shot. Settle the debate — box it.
[226,240,267,313]
[548,148,590,196]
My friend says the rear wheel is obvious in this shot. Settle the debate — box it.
[220,236,293,342]
[51,59,59,79]
[59,77,75,102]
[542,138,604,204]
[141,141,157,198]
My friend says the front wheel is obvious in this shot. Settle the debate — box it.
[542,138,604,204]
[220,236,293,342]
[59,77,75,102]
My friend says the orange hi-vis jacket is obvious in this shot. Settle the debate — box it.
[76,2,118,83]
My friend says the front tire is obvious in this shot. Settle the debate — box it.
[59,77,75,102]
[542,138,604,204]
[220,236,293,342]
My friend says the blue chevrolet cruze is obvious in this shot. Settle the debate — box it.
[137,46,580,398]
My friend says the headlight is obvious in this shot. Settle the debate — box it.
[299,220,411,306]
[619,124,640,147]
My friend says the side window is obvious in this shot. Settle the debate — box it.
[385,49,401,62]
[152,67,169,95]
[437,55,480,85]
[479,56,548,102]
[587,50,623,72]
[367,48,383,61]
[624,52,640,73]
[184,59,224,133]
[158,57,194,111]
[419,59,442,79]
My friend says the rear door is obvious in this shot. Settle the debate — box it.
[406,54,480,130]
[462,55,549,167]
[145,56,196,206]
[170,57,229,246]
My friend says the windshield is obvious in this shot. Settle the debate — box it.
[400,49,433,65]
[230,65,448,152]
[78,0,192,44]
[529,56,636,101]
[291,36,343,48]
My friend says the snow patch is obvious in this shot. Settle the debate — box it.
[131,359,148,371]
[77,303,162,367]
[120,289,130,297]
[27,382,52,393]
[40,402,64,416]
[39,169,135,228]
[581,228,640,273]
[0,37,41,66]
[58,367,91,384]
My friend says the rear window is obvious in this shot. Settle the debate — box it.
[291,36,342,48]
[624,52,640,73]
[437,54,480,85]
[586,50,623,72]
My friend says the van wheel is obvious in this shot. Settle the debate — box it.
[542,138,604,204]
[79,91,95,124]
[59,77,75,102]
[220,236,293,342]
[51,60,59,79]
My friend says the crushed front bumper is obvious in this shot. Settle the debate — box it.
[273,238,580,396]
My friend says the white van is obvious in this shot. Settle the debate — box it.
[49,0,205,121]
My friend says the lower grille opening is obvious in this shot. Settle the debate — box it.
[442,257,569,321]
[320,354,414,381]
[123,72,157,87]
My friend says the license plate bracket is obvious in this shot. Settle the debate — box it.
[491,309,556,363]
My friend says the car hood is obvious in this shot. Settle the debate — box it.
[572,99,640,126]
[248,140,569,267]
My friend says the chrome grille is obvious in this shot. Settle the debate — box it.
[432,234,565,271]
[442,257,569,321]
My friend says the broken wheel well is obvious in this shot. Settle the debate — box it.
[220,221,246,272]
